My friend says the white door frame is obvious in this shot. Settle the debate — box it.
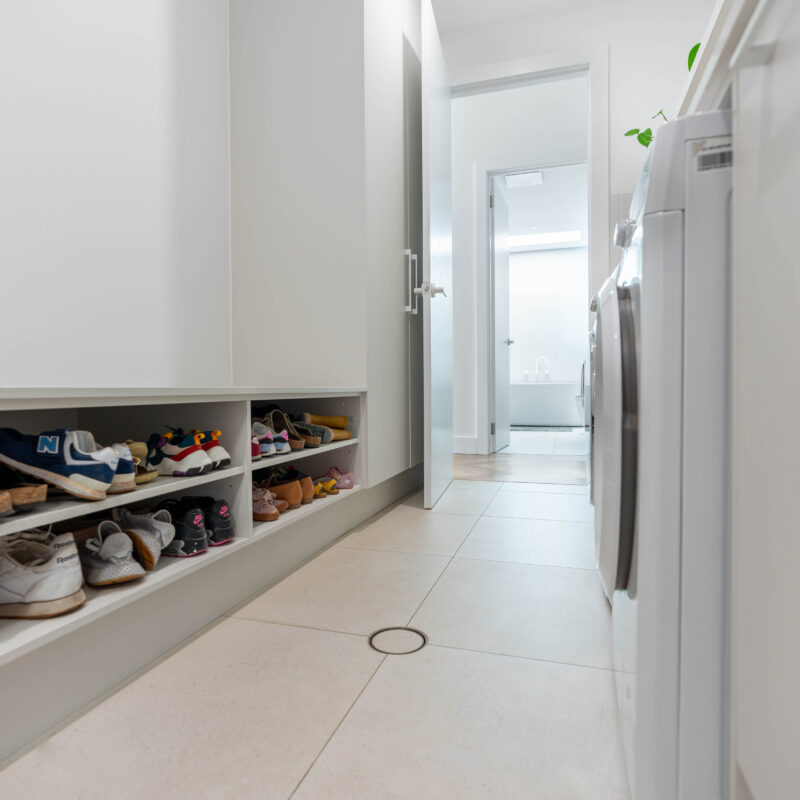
[452,45,609,455]
[486,160,589,453]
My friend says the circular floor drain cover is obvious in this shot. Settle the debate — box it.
[368,627,428,655]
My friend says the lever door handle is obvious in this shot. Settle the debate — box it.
[504,339,515,345]
[414,282,447,298]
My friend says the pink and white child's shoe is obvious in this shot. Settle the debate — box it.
[323,466,354,490]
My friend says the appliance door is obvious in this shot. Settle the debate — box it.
[612,274,641,795]
[593,268,622,603]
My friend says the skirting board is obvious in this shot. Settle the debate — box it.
[0,465,422,765]
[453,435,479,454]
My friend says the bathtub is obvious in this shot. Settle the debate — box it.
[510,381,590,427]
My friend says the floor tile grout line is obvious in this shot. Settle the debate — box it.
[287,653,388,799]
[404,513,485,628]
[425,641,616,674]
[452,554,598,571]
[232,615,368,640]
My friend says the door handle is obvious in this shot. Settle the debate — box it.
[504,339,514,345]
[414,282,447,298]
[405,251,420,315]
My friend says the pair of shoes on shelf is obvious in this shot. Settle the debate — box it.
[124,441,159,485]
[255,467,314,511]
[0,530,86,619]
[253,409,312,451]
[321,466,355,491]
[301,413,353,443]
[0,428,136,501]
[251,421,291,460]
[145,428,231,478]
[0,464,48,517]
[67,506,177,586]
[252,483,293,522]
[155,496,235,557]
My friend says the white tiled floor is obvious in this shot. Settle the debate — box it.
[0,470,629,799]
[499,428,591,456]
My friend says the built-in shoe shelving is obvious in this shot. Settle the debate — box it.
[0,389,364,671]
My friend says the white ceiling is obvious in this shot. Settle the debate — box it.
[499,163,588,244]
[431,0,590,32]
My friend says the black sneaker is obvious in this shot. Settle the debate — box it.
[157,499,208,558]
[182,496,235,546]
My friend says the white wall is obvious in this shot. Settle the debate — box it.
[0,1,232,387]
[451,77,588,451]
[439,0,718,197]
[509,248,589,384]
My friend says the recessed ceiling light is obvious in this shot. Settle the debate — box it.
[505,171,543,189]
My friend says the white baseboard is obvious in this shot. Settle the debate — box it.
[453,435,479,454]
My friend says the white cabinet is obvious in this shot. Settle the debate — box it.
[229,0,425,487]
[730,1,800,796]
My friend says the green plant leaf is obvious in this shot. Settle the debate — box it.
[688,42,701,71]
[651,109,668,122]
[637,128,653,148]
[624,128,640,136]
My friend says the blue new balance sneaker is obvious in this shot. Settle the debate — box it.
[0,428,119,501]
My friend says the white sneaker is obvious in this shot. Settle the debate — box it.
[79,521,146,586]
[0,535,85,618]
[112,507,175,570]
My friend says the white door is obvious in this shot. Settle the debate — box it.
[420,0,452,508]
[490,179,511,452]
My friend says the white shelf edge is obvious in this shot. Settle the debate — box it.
[0,486,362,668]
[250,484,362,541]
[0,466,247,539]
[250,438,359,472]
[0,387,366,411]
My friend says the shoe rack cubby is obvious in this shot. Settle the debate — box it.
[0,388,414,763]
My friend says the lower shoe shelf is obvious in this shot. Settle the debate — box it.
[0,485,361,669]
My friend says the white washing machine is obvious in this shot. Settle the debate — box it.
[613,110,733,800]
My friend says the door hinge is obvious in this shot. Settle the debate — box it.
[489,195,494,209]
[490,422,496,435]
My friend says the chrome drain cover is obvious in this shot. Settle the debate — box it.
[368,627,428,655]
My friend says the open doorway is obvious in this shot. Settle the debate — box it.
[489,163,590,456]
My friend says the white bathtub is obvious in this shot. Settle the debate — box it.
[510,381,589,427]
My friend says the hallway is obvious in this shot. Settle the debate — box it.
[0,450,629,799]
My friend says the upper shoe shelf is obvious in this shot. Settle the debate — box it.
[0,465,245,539]
[0,390,363,537]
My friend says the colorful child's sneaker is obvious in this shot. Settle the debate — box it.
[251,421,277,457]
[145,431,213,477]
[107,443,137,494]
[0,428,118,501]
[251,435,262,461]
[191,430,231,470]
